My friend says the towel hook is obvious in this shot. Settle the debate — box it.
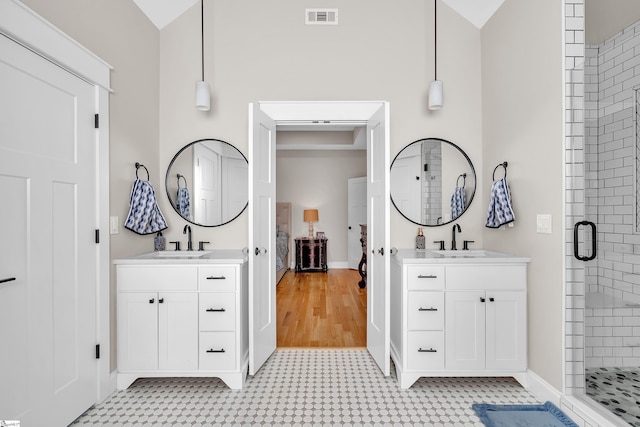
[177,174,187,189]
[492,161,508,181]
[456,173,466,188]
[135,162,150,181]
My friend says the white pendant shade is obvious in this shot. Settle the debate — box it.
[428,80,443,110]
[195,81,210,111]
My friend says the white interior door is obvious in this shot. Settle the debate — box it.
[366,103,390,376]
[248,103,277,375]
[193,143,220,224]
[348,177,367,269]
[0,34,97,426]
[389,153,421,222]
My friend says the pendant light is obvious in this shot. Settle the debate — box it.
[195,0,211,111]
[428,0,443,110]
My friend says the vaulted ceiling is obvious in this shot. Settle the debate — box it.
[132,0,505,30]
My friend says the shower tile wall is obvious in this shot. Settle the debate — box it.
[564,0,587,397]
[422,142,442,224]
[583,20,640,369]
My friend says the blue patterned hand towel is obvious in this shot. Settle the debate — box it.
[124,179,168,235]
[486,177,515,228]
[450,186,466,220]
[177,187,191,219]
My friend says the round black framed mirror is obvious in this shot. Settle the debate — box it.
[390,137,476,226]
[165,138,248,227]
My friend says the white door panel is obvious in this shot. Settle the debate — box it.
[248,103,277,375]
[366,103,390,376]
[0,34,97,426]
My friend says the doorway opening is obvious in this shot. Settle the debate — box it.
[248,100,390,376]
[274,127,368,347]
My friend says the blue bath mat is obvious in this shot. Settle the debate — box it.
[472,401,578,427]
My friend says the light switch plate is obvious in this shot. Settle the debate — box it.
[536,214,552,234]
[110,216,119,234]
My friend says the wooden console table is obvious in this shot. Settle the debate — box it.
[295,238,328,272]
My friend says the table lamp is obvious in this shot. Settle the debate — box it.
[303,209,319,239]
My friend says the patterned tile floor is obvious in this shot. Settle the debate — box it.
[71,349,541,426]
[586,367,640,427]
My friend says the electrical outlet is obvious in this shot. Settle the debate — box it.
[110,216,119,234]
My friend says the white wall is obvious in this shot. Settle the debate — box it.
[158,0,485,252]
[481,0,564,391]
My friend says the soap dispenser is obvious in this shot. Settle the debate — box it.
[415,227,426,250]
[154,231,166,251]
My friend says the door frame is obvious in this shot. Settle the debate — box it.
[249,100,390,372]
[0,0,113,402]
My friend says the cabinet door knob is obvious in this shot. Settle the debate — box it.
[378,248,385,255]
[489,297,495,302]
[158,298,164,303]
[149,298,155,304]
[480,297,486,303]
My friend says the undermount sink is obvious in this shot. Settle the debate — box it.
[155,250,211,258]
[432,249,487,257]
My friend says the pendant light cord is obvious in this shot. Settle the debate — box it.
[201,0,205,81]
[434,0,437,81]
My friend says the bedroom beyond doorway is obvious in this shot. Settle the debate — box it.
[276,269,367,347]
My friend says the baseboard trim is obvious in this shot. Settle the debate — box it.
[526,370,627,426]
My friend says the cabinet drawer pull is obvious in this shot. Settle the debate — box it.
[206,348,226,353]
[418,307,437,312]
[489,297,495,302]
[0,277,16,284]
[158,298,164,304]
[206,276,226,280]
[206,308,226,312]
[417,274,437,279]
[149,298,155,304]
[480,297,486,302]
[418,348,437,353]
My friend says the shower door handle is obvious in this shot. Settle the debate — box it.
[573,220,596,261]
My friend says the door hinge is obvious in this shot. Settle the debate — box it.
[95,344,100,359]
[95,229,100,244]
[94,114,99,129]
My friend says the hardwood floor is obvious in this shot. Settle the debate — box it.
[276,269,367,348]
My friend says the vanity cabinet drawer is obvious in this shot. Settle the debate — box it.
[407,266,445,290]
[199,293,236,331]
[407,331,444,370]
[118,266,197,291]
[199,332,236,371]
[446,265,525,290]
[198,266,237,291]
[407,292,444,331]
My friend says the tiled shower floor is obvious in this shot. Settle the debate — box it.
[71,349,542,426]
[586,367,640,426]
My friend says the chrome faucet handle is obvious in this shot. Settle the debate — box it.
[169,241,181,251]
[198,241,210,251]
[463,240,475,250]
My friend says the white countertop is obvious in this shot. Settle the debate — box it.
[113,249,249,265]
[392,249,530,264]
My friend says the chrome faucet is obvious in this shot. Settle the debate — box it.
[183,224,193,251]
[451,223,461,250]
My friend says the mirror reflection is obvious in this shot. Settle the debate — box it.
[390,138,476,226]
[165,139,248,227]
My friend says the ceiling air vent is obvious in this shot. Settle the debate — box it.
[305,9,338,25]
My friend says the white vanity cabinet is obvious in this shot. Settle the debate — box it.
[115,252,248,390]
[390,250,529,389]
